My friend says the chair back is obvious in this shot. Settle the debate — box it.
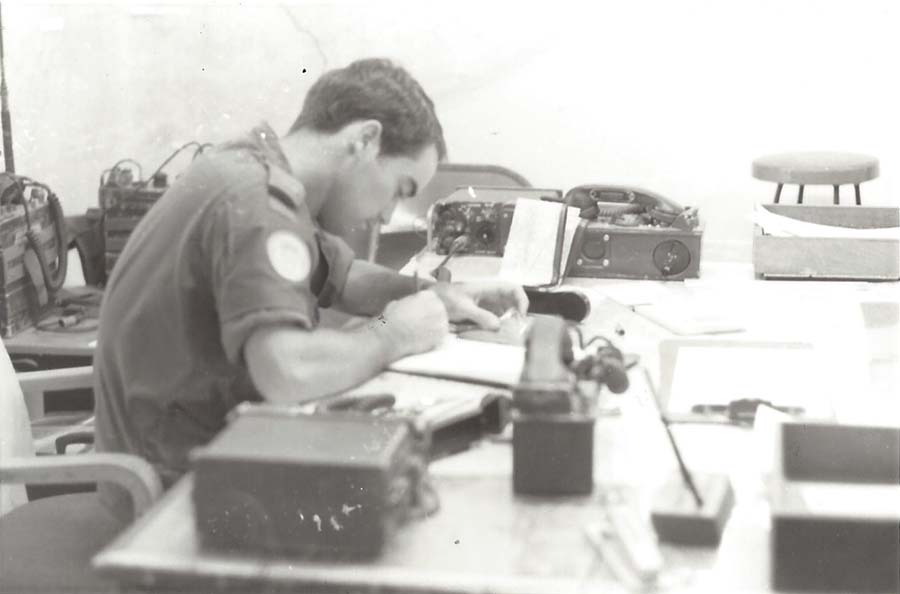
[406,162,531,220]
[341,163,531,263]
[0,339,35,515]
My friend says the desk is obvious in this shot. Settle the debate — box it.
[94,421,774,593]
[2,286,100,418]
[3,325,97,359]
[2,285,101,359]
[93,262,899,593]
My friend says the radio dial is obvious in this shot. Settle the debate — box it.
[582,240,607,260]
[652,240,691,276]
[472,221,496,247]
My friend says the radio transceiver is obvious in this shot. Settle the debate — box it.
[428,187,562,255]
[0,174,68,336]
[99,142,210,282]
[428,185,702,280]
[192,409,432,559]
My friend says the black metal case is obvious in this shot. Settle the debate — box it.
[192,412,425,559]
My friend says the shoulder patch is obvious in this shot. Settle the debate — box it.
[266,231,311,283]
[267,165,304,210]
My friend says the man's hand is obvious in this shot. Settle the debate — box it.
[378,291,449,359]
[428,281,529,330]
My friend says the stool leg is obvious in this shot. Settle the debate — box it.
[774,183,783,204]
[833,185,840,205]
[797,185,804,204]
[855,184,861,205]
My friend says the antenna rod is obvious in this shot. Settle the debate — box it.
[642,368,704,508]
[0,2,15,173]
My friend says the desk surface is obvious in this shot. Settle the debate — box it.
[93,263,899,593]
[92,411,877,593]
[95,401,774,594]
[3,325,97,358]
[2,286,101,358]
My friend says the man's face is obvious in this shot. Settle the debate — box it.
[320,143,439,236]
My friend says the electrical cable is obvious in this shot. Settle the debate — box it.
[100,159,144,187]
[2,174,68,294]
[138,141,204,187]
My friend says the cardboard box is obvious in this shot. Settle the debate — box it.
[753,205,899,280]
[769,422,900,592]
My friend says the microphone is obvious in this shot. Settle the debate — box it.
[431,235,469,282]
[597,347,629,394]
[574,339,629,394]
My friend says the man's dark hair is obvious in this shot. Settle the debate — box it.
[289,58,446,160]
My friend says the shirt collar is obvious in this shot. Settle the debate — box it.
[246,121,292,174]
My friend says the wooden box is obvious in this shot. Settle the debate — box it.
[769,422,900,592]
[753,205,899,280]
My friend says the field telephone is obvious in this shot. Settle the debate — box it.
[0,173,68,336]
[563,185,702,280]
[511,315,665,586]
[428,185,703,281]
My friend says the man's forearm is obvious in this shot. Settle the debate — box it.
[244,323,400,404]
[337,259,429,316]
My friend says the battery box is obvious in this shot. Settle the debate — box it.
[192,411,429,559]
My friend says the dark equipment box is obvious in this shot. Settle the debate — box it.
[769,422,900,592]
[566,223,702,280]
[192,412,428,560]
[99,172,168,280]
[0,193,65,337]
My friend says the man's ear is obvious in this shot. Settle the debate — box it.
[350,120,382,160]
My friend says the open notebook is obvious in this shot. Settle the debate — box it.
[499,197,581,287]
[388,335,525,387]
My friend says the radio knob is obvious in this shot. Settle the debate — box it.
[582,240,607,260]
[440,235,458,251]
[472,221,496,247]
[652,240,691,276]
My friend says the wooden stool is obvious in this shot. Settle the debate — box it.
[752,152,879,205]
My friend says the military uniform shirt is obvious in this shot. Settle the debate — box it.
[93,123,355,519]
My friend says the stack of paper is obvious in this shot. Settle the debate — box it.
[388,335,525,387]
[751,203,900,240]
[499,198,581,287]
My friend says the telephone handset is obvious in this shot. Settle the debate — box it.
[565,184,700,231]
[0,173,68,296]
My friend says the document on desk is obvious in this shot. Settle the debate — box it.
[388,335,525,386]
[635,301,745,335]
[662,341,832,418]
[347,371,506,429]
[499,198,580,287]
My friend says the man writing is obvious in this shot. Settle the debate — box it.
[94,58,527,518]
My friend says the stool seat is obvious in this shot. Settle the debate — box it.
[753,152,879,185]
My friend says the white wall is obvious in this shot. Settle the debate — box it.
[5,0,899,261]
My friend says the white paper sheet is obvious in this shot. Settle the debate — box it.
[635,302,745,335]
[751,203,900,239]
[665,343,825,415]
[388,335,525,386]
[499,198,580,287]
[797,483,900,517]
[347,371,506,428]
